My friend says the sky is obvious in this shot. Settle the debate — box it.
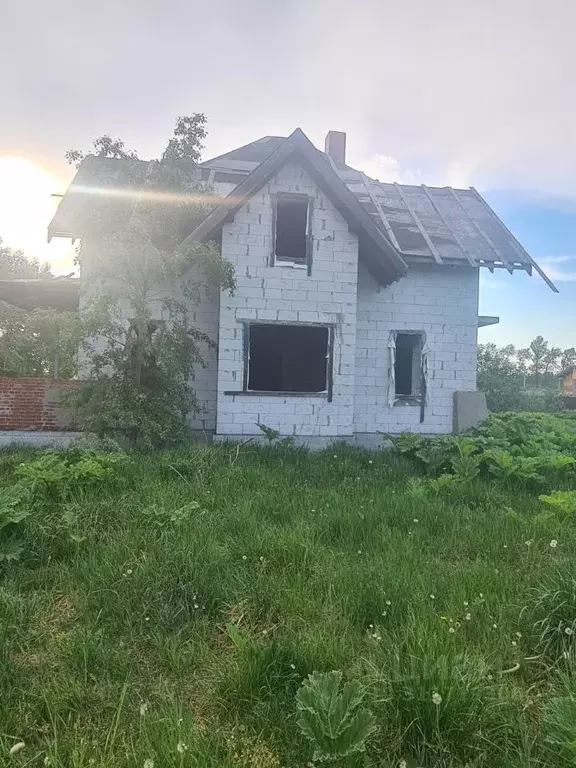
[1,0,575,347]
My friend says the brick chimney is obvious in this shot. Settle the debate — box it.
[324,131,346,165]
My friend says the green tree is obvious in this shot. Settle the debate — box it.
[69,115,235,448]
[561,347,576,372]
[477,343,523,411]
[65,135,139,168]
[0,238,51,279]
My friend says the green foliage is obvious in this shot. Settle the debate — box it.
[0,236,51,278]
[141,500,201,528]
[540,490,576,518]
[3,419,576,765]
[544,695,576,756]
[389,412,576,491]
[68,115,236,448]
[296,671,377,762]
[0,305,80,378]
[477,339,566,412]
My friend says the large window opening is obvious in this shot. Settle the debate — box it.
[395,333,422,396]
[247,324,330,393]
[274,194,309,265]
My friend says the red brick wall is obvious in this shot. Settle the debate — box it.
[0,378,80,431]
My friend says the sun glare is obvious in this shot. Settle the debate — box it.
[0,156,75,273]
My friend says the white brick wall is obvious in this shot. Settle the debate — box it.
[215,162,359,437]
[354,264,479,435]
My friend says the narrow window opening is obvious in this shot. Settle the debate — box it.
[247,324,329,393]
[395,333,422,396]
[274,195,309,264]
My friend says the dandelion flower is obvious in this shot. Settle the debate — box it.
[432,692,442,706]
[9,742,25,755]
[565,627,574,636]
[176,742,187,754]
[550,540,558,549]
[140,702,149,716]
[144,760,155,768]
[465,613,472,621]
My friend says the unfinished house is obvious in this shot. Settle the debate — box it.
[49,128,556,445]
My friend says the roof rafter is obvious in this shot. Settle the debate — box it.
[393,183,443,265]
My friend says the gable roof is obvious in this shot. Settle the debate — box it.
[48,128,556,291]
[180,128,408,286]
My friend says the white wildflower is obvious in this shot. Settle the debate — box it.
[385,599,391,606]
[432,692,442,706]
[429,594,435,600]
[512,640,517,647]
[525,540,533,546]
[126,568,133,575]
[449,627,456,634]
[242,555,247,560]
[493,623,498,629]
[145,616,150,622]
[357,550,362,554]
[9,742,25,755]
[144,760,155,768]
[333,455,337,459]
[368,460,373,464]
[140,701,149,716]
[413,518,419,523]
[290,663,296,669]
[465,613,472,621]
[463,601,469,607]
[550,540,558,549]
[565,627,574,636]
[399,760,407,768]
[176,742,187,754]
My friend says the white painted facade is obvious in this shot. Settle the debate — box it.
[188,160,480,440]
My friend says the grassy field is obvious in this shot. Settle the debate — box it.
[3,414,576,766]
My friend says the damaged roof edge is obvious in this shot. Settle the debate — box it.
[178,128,408,285]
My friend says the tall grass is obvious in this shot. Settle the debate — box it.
[1,436,576,766]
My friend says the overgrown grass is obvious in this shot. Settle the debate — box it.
[3,415,576,765]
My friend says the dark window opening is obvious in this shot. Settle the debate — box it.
[395,333,422,396]
[274,195,309,264]
[247,324,329,393]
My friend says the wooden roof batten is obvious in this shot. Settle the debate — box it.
[393,182,443,265]
[360,174,403,252]
[421,184,477,267]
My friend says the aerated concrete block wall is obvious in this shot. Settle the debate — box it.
[215,162,359,437]
[354,264,479,435]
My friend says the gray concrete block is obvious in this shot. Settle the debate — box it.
[453,391,488,433]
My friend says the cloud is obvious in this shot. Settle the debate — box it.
[538,255,576,282]
[357,154,474,189]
